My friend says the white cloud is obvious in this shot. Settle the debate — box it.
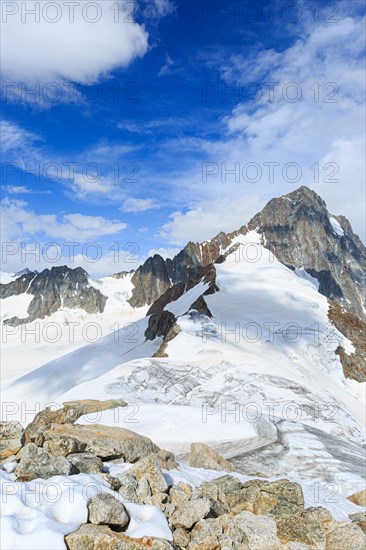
[159,54,175,76]
[0,120,143,200]
[121,197,160,212]
[1,247,141,280]
[315,136,366,242]
[143,0,175,19]
[71,250,141,278]
[159,195,265,245]
[0,1,148,85]
[4,185,51,195]
[158,12,366,243]
[1,198,127,242]
[148,247,181,259]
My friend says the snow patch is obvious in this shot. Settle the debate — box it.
[294,268,320,291]
[0,471,172,550]
[330,217,344,237]
[0,293,33,321]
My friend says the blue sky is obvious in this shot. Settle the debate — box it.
[1,0,365,276]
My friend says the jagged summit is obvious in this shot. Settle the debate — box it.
[129,186,366,321]
[246,186,366,320]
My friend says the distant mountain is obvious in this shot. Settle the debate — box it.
[1,186,365,332]
[0,266,106,326]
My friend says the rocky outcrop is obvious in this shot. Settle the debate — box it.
[144,264,218,352]
[24,399,127,443]
[188,442,236,472]
[40,423,160,461]
[327,299,366,382]
[145,310,177,341]
[153,323,182,358]
[128,243,222,309]
[65,525,176,550]
[0,421,24,462]
[246,187,366,321]
[146,265,218,317]
[2,266,107,326]
[347,489,366,507]
[15,442,74,480]
[88,493,129,527]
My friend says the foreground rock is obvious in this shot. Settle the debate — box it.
[170,497,212,529]
[326,521,366,549]
[88,493,129,527]
[15,443,73,480]
[0,421,23,461]
[349,511,366,534]
[188,442,236,472]
[189,511,281,550]
[67,452,103,474]
[4,416,366,550]
[157,449,178,471]
[24,399,127,443]
[128,454,168,496]
[275,509,329,547]
[41,423,159,461]
[199,476,304,517]
[65,524,176,549]
[347,489,366,507]
[260,479,304,517]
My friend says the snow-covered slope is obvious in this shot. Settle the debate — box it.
[1,272,145,383]
[3,232,365,495]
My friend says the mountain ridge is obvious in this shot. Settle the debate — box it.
[1,186,365,327]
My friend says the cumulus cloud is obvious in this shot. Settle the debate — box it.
[159,195,265,245]
[1,198,127,242]
[121,197,160,212]
[0,1,148,85]
[158,12,366,243]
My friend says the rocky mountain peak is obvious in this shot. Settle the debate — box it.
[1,265,107,326]
[127,186,366,322]
[247,186,366,320]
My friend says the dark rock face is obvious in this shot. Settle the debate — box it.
[247,187,366,321]
[145,311,177,341]
[112,270,134,280]
[144,264,218,352]
[0,272,37,299]
[146,265,218,317]
[127,187,366,323]
[2,266,107,326]
[328,299,366,382]
[129,255,171,308]
[128,240,227,309]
